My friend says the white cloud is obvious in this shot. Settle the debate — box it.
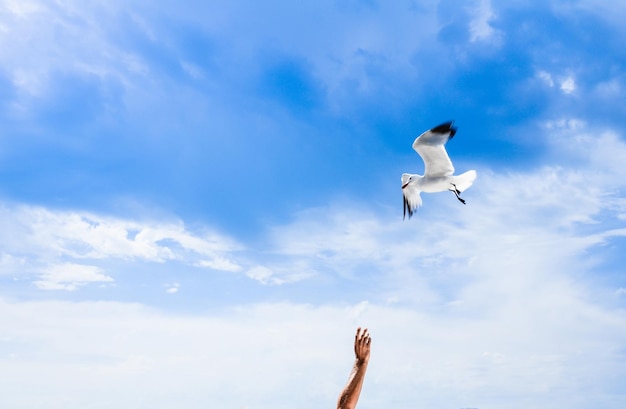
[246,265,278,284]
[34,263,113,291]
[195,258,242,272]
[595,78,624,99]
[0,0,152,117]
[1,0,43,17]
[242,263,315,285]
[0,205,244,288]
[165,282,179,294]
[180,61,205,80]
[469,0,501,43]
[0,253,26,276]
[535,71,578,94]
[560,76,576,93]
[537,70,555,87]
[545,119,626,180]
[543,117,585,131]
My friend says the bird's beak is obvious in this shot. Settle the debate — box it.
[401,182,409,189]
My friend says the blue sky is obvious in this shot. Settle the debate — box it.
[1,0,626,408]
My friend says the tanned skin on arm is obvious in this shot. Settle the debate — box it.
[337,327,371,409]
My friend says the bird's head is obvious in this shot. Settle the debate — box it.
[401,173,414,189]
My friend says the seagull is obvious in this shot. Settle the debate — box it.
[402,121,477,219]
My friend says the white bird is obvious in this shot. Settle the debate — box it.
[402,121,477,219]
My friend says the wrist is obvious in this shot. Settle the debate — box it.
[356,357,369,366]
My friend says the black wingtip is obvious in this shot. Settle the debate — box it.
[430,121,457,139]
[403,195,413,220]
[403,195,407,220]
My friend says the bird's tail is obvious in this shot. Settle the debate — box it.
[451,170,477,192]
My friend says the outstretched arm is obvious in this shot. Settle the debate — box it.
[336,327,371,409]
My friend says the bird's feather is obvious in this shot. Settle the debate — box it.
[412,121,456,177]
[402,184,422,219]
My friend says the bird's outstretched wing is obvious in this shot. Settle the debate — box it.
[402,184,422,219]
[412,121,457,178]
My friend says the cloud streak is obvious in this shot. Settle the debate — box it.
[0,204,243,289]
[34,263,113,291]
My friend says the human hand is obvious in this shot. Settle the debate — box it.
[354,327,371,364]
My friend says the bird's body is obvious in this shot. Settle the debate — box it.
[402,121,476,219]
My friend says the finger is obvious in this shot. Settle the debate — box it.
[360,328,372,349]
[360,328,368,343]
[356,328,368,352]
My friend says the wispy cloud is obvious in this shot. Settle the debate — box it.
[34,263,113,291]
[164,282,179,294]
[0,204,243,289]
[469,0,502,44]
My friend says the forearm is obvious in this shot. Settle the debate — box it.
[337,359,369,409]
